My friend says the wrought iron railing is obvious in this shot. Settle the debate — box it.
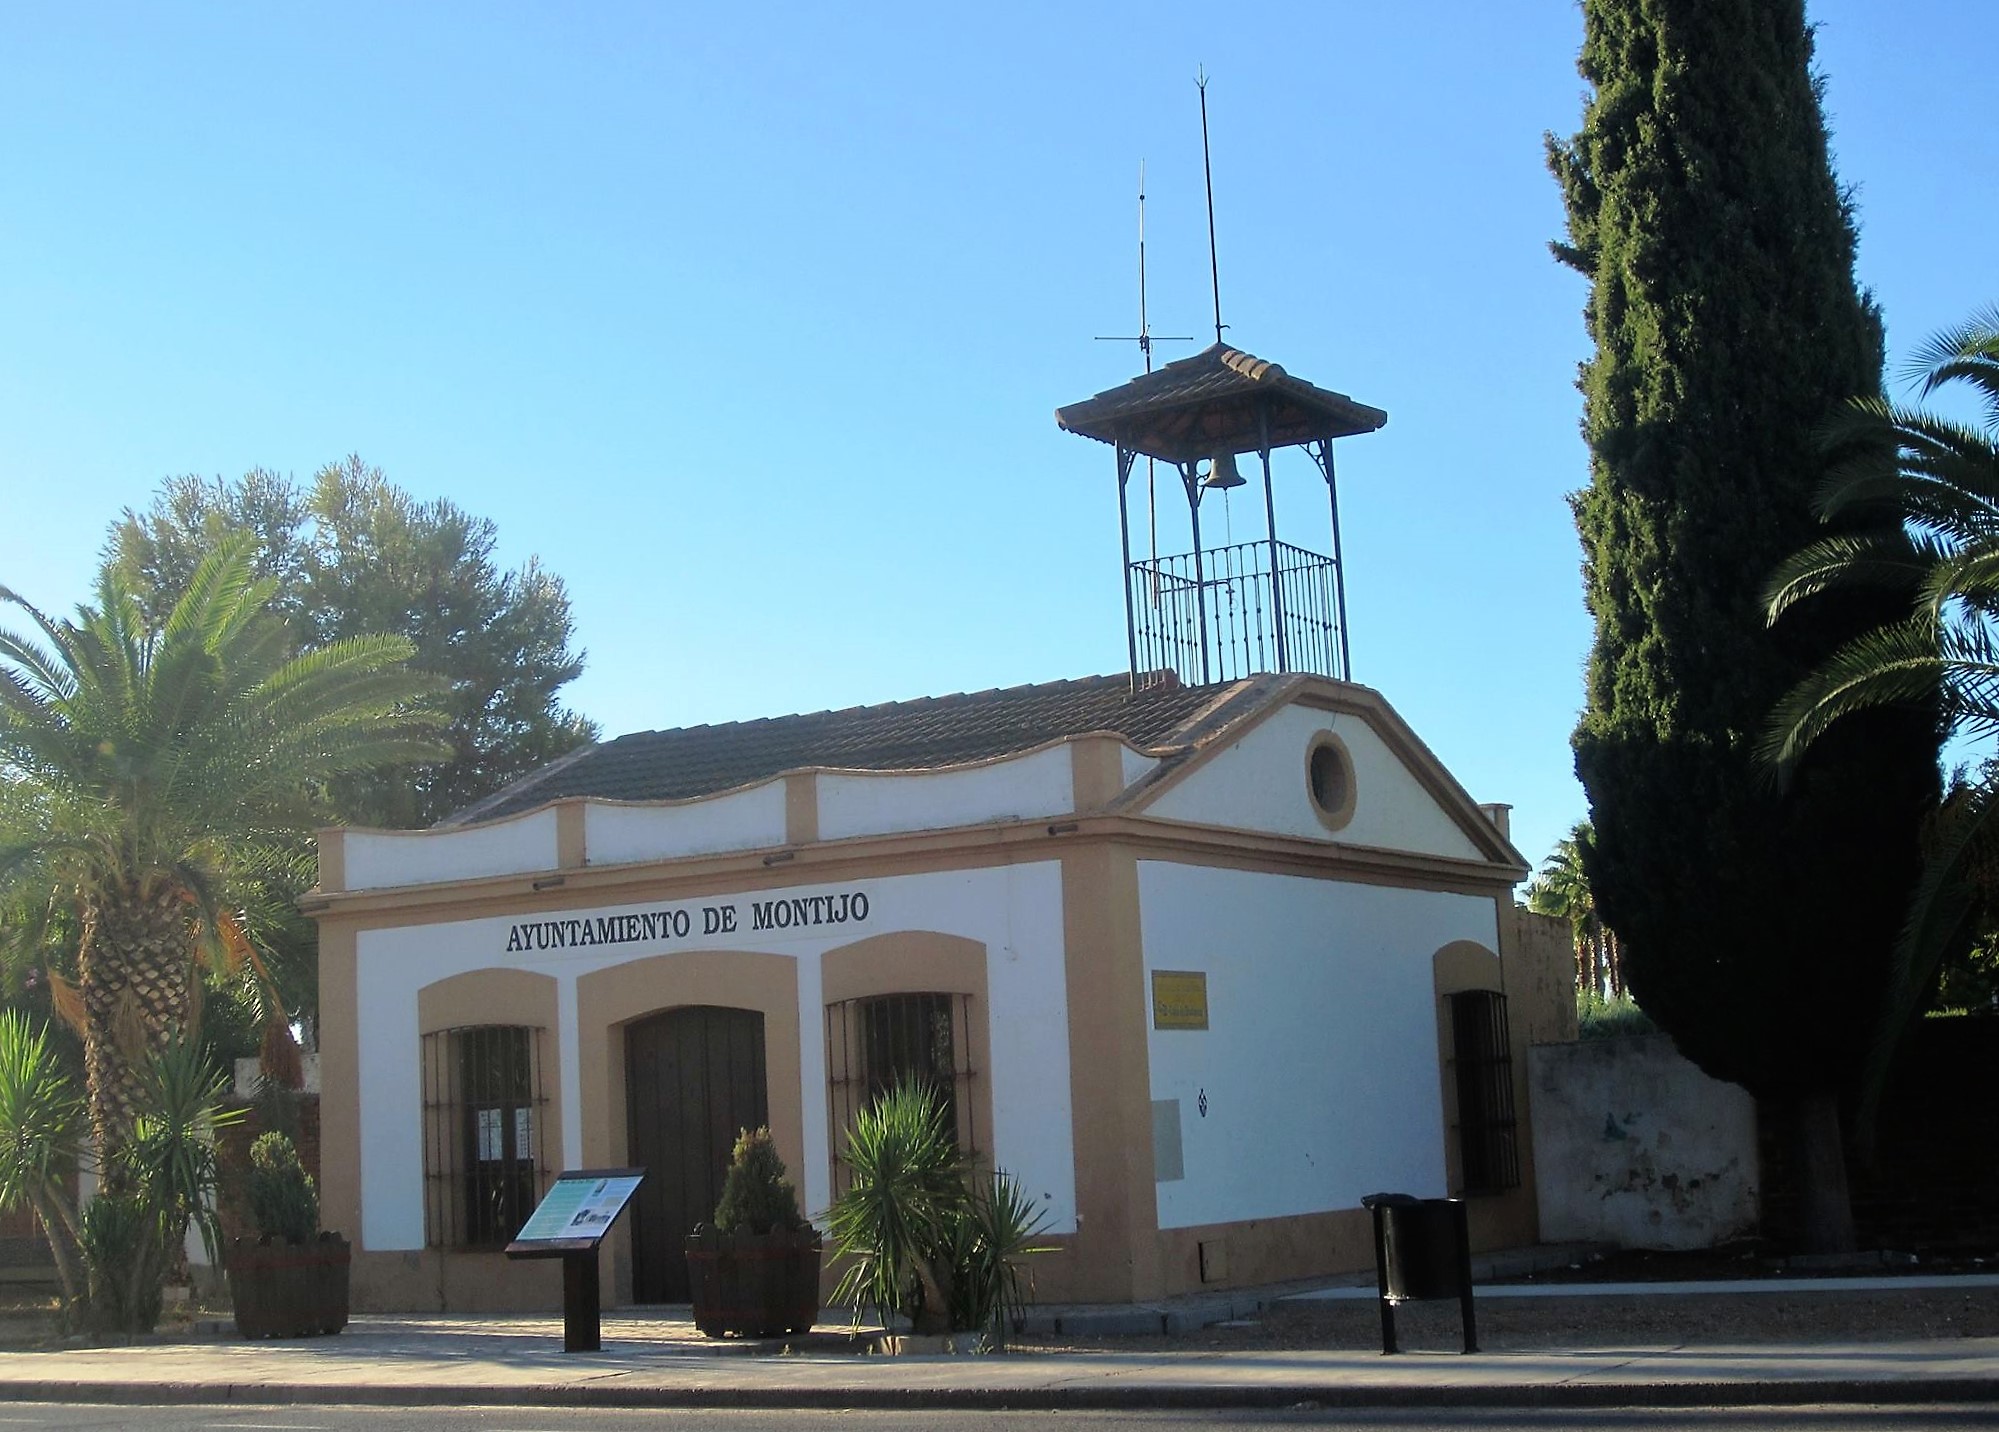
[1128,539,1345,687]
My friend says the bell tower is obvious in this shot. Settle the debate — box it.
[1055,344,1385,688]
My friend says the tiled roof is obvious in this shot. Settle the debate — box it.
[439,673,1283,827]
[1055,343,1387,464]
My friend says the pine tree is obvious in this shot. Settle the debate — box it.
[1548,0,1941,1250]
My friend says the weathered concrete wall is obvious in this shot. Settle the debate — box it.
[1528,1034,1758,1250]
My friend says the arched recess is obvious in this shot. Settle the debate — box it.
[821,931,995,1184]
[1430,941,1516,1197]
[1432,940,1502,999]
[415,969,562,1250]
[573,951,803,1198]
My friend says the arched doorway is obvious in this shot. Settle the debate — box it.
[624,1005,768,1302]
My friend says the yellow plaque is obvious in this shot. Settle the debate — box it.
[1151,970,1209,1030]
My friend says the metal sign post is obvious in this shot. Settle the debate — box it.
[505,1167,646,1352]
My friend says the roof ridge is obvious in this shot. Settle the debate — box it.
[1154,673,1286,748]
[435,738,600,828]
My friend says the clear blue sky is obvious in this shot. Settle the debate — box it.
[2,2,1992,875]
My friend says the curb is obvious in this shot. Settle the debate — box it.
[0,1378,1993,1412]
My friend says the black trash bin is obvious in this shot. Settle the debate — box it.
[1360,1192,1476,1354]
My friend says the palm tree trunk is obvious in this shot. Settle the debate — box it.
[78,882,193,1164]
[1791,1092,1857,1254]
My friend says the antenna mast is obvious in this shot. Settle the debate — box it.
[1198,67,1224,347]
[1138,162,1158,566]
[1095,162,1191,571]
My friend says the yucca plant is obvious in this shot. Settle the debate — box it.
[827,1080,961,1333]
[84,1033,244,1333]
[942,1169,1052,1351]
[826,1079,1049,1343]
[0,1010,86,1308]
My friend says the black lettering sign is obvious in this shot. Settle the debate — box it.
[506,888,870,956]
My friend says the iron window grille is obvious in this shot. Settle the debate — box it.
[825,992,978,1195]
[1447,989,1520,1194]
[421,1024,550,1248]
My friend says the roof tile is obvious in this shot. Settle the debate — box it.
[440,673,1272,827]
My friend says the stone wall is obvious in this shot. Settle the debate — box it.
[1528,1033,1759,1250]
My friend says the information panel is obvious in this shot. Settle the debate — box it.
[506,1168,645,1256]
[1151,970,1210,1030]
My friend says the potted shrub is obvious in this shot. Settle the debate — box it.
[226,1132,350,1338]
[827,1079,1050,1351]
[684,1127,821,1337]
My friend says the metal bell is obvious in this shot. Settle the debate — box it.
[1200,450,1246,490]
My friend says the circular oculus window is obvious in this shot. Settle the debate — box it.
[1306,731,1356,831]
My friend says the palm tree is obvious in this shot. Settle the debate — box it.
[0,536,445,1161]
[1764,303,1999,1123]
[1526,821,1622,1000]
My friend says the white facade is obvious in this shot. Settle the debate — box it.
[354,863,1076,1249]
[1141,862,1496,1229]
[317,677,1549,1309]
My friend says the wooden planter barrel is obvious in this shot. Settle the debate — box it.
[226,1233,351,1339]
[684,1228,821,1337]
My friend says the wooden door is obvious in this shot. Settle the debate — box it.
[624,1005,768,1303]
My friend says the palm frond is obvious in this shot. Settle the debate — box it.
[1763,530,1935,622]
[1761,618,1955,771]
[1854,777,1996,1151]
[1901,303,1999,431]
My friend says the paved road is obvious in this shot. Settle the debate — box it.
[0,1406,1994,1431]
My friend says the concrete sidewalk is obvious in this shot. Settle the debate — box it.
[0,1308,1992,1411]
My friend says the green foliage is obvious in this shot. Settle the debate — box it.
[0,536,447,1154]
[827,1080,1050,1341]
[828,1081,960,1332]
[1547,0,1940,1115]
[108,457,597,830]
[1762,307,1999,1125]
[0,1019,241,1335]
[712,1126,809,1235]
[1576,991,1657,1041]
[83,1034,242,1335]
[941,1168,1051,1350]
[247,1132,318,1244]
[1526,822,1623,999]
[0,1011,86,1307]
[119,1035,243,1268]
[79,1191,162,1337]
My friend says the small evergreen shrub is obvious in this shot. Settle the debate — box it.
[247,1132,318,1244]
[1577,991,1657,1041]
[80,1190,163,1334]
[712,1127,809,1235]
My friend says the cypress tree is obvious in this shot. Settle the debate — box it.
[1549,0,1940,1250]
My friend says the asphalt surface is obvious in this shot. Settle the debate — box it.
[0,1405,1995,1431]
[0,1263,1993,1416]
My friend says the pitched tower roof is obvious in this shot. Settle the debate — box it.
[1055,342,1386,463]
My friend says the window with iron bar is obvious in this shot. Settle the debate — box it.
[1447,989,1520,1194]
[421,1024,550,1248]
[825,992,977,1196]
